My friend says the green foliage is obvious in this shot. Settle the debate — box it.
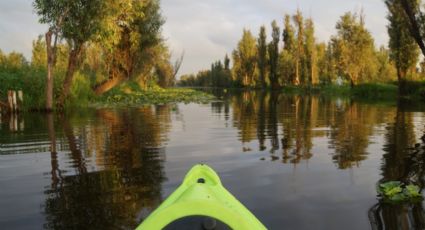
[34,0,109,108]
[319,85,352,96]
[386,0,419,94]
[87,0,174,91]
[268,20,280,89]
[405,185,421,197]
[379,181,403,197]
[281,14,296,85]
[3,4,425,110]
[31,36,47,70]
[377,181,423,203]
[293,9,305,85]
[332,12,378,86]
[179,55,232,88]
[394,80,425,99]
[34,0,106,44]
[304,18,318,85]
[68,72,95,107]
[257,26,268,88]
[375,46,397,83]
[352,83,398,99]
[232,29,258,87]
[28,0,177,108]
[96,83,215,107]
[181,9,413,96]
[0,60,46,109]
[278,83,400,100]
[283,14,295,52]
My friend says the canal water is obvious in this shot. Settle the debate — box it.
[1,91,425,229]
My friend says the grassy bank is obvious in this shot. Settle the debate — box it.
[281,82,425,101]
[0,70,215,111]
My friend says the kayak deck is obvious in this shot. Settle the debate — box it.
[136,164,266,229]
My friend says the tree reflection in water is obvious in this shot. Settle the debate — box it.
[43,106,171,229]
[4,91,425,229]
[208,91,425,228]
[214,91,389,168]
[369,106,425,230]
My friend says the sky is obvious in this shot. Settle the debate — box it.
[0,0,389,76]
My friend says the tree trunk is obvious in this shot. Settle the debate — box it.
[271,76,280,89]
[400,0,425,56]
[94,76,126,95]
[295,59,300,85]
[45,31,54,111]
[349,74,355,88]
[57,45,83,108]
[397,68,407,95]
[260,73,265,89]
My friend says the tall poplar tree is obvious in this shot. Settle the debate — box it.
[268,20,280,89]
[232,29,258,87]
[293,10,304,85]
[386,0,419,94]
[304,18,318,85]
[281,14,296,85]
[257,26,268,88]
[397,0,425,56]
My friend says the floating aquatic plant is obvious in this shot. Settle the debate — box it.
[93,85,215,107]
[377,181,422,203]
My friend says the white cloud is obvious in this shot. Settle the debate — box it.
[0,0,47,58]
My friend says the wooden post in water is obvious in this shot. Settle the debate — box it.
[8,90,13,112]
[18,90,23,111]
[12,90,17,112]
[6,90,22,112]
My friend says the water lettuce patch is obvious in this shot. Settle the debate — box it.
[377,181,422,203]
[93,86,215,107]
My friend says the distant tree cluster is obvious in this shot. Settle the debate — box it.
[179,9,423,90]
[179,55,232,87]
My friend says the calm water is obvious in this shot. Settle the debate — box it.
[1,91,425,230]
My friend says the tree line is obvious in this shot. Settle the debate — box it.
[1,0,180,111]
[180,5,425,94]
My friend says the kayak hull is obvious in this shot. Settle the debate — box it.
[136,164,266,229]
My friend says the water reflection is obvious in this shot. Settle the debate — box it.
[212,91,394,168]
[42,107,172,229]
[329,101,382,169]
[210,91,425,228]
[369,106,425,230]
[1,92,425,229]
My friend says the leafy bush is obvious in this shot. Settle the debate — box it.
[352,83,398,99]
[0,68,47,110]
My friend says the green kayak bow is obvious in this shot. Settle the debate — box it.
[136,164,266,229]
